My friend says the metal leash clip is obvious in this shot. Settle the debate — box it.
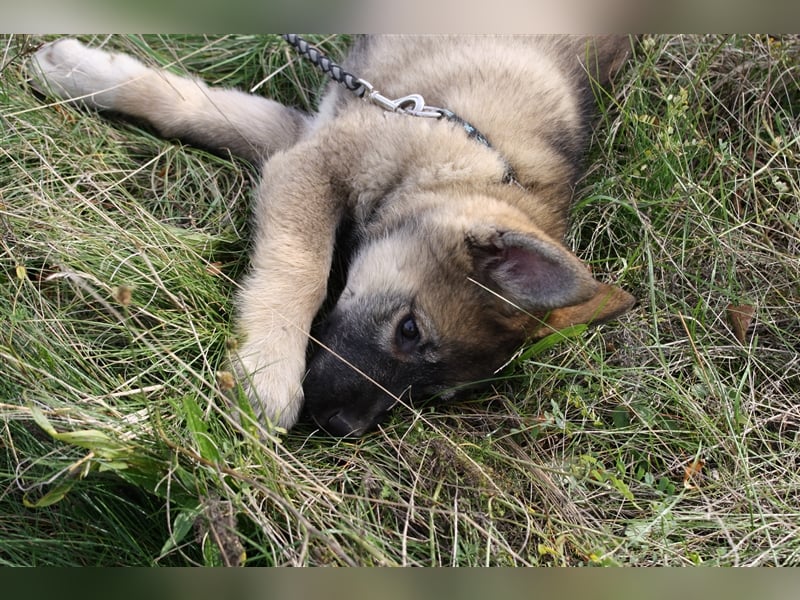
[360,80,444,119]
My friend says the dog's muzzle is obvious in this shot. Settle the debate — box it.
[302,344,394,436]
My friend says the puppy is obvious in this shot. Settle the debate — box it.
[30,35,635,436]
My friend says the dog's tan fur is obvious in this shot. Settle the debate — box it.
[31,35,635,436]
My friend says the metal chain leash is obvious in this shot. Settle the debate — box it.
[282,34,517,184]
[282,34,445,118]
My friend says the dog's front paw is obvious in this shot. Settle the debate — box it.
[234,340,306,431]
[29,38,147,110]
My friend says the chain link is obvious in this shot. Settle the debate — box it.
[282,34,369,97]
[281,34,518,184]
[282,34,442,117]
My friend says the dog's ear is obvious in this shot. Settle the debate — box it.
[529,281,636,339]
[469,229,598,311]
[468,228,635,330]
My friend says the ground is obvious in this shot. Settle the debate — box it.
[1,34,798,566]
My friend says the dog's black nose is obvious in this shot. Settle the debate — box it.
[318,410,366,437]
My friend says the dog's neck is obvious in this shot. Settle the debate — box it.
[433,108,519,186]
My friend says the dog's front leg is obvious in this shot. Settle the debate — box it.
[234,144,342,430]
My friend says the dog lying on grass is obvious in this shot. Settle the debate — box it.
[30,35,635,436]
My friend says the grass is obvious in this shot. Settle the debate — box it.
[1,34,798,566]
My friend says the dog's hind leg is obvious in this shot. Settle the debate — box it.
[29,38,310,164]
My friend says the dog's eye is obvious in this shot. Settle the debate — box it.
[396,314,420,350]
[399,316,419,339]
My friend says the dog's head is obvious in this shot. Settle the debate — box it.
[304,194,635,436]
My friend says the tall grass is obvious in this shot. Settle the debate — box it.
[1,34,798,566]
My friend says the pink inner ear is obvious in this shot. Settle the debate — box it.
[499,240,597,309]
[469,229,598,311]
[500,245,563,296]
[495,238,599,310]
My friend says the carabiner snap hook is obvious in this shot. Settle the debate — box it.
[368,91,423,112]
[366,91,442,118]
[392,94,427,112]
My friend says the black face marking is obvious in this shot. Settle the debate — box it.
[304,288,528,437]
[304,299,434,436]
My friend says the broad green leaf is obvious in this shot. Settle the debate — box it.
[160,506,202,556]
